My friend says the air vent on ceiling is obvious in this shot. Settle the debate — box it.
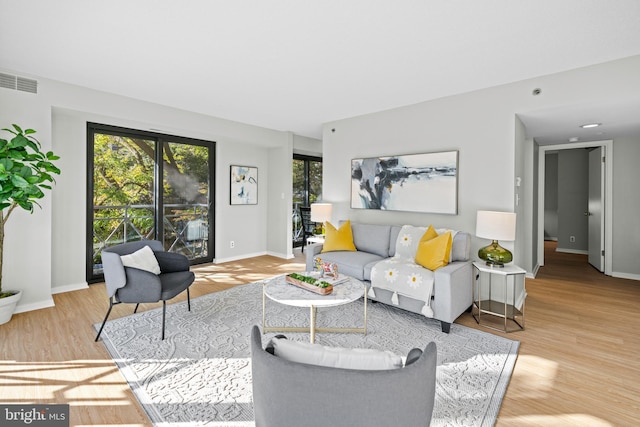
[0,72,38,94]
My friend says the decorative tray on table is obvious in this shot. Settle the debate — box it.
[285,273,334,295]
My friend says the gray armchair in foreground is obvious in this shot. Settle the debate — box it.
[250,325,437,427]
[95,240,195,341]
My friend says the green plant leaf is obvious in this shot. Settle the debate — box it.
[11,175,29,188]
[25,139,40,151]
[10,134,29,148]
[43,163,61,174]
[0,158,13,170]
[17,199,33,211]
[8,150,25,160]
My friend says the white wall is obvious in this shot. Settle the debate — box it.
[0,88,55,312]
[267,135,295,259]
[1,70,298,312]
[293,133,322,157]
[611,135,640,279]
[322,55,640,278]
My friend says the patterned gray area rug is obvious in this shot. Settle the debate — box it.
[96,281,519,427]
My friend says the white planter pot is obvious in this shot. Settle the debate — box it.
[0,290,22,325]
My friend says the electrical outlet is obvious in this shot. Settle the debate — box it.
[569,236,575,243]
[230,240,235,248]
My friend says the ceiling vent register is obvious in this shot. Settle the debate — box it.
[0,72,38,94]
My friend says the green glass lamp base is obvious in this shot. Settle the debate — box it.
[478,240,512,267]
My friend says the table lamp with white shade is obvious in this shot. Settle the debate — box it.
[476,210,516,267]
[310,203,332,235]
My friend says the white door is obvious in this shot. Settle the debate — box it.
[587,147,604,272]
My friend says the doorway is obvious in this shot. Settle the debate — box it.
[292,154,322,249]
[537,140,613,276]
[87,123,215,283]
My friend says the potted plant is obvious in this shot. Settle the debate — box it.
[0,125,60,325]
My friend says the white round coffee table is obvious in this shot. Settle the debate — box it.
[262,274,367,343]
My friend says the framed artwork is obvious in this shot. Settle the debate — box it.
[230,165,258,205]
[351,150,458,214]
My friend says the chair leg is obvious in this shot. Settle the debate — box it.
[133,303,140,313]
[187,288,191,312]
[95,300,115,342]
[161,300,167,340]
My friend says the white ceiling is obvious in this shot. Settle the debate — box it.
[2,0,640,142]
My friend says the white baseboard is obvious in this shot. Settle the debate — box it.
[555,248,588,255]
[214,251,267,264]
[51,282,89,294]
[15,297,55,314]
[611,271,640,281]
[528,264,540,278]
[266,250,294,260]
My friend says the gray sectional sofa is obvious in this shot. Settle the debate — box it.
[305,221,473,333]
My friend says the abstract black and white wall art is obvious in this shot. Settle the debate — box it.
[351,151,458,214]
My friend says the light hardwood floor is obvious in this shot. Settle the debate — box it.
[1,242,638,426]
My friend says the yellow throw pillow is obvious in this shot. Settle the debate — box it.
[419,225,438,244]
[321,220,357,253]
[415,231,452,270]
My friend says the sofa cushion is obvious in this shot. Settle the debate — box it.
[269,337,403,370]
[420,225,438,243]
[415,231,452,270]
[322,220,357,252]
[389,225,402,257]
[351,223,392,258]
[316,251,385,280]
[363,259,383,281]
[395,225,429,259]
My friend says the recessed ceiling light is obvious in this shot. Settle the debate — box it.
[569,137,579,142]
[580,123,602,129]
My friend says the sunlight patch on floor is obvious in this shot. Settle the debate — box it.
[500,414,613,426]
[509,355,558,398]
[0,361,133,405]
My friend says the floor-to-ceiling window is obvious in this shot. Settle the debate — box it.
[292,154,322,248]
[87,123,215,282]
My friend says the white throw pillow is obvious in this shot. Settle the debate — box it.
[270,338,403,370]
[120,245,161,275]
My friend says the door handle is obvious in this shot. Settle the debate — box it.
[584,212,593,216]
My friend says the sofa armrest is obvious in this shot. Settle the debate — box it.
[432,261,473,324]
[305,243,324,271]
[102,251,127,298]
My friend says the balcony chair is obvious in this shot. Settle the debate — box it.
[298,206,316,253]
[95,240,195,341]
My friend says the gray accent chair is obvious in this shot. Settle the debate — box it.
[95,240,195,341]
[250,325,437,427]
